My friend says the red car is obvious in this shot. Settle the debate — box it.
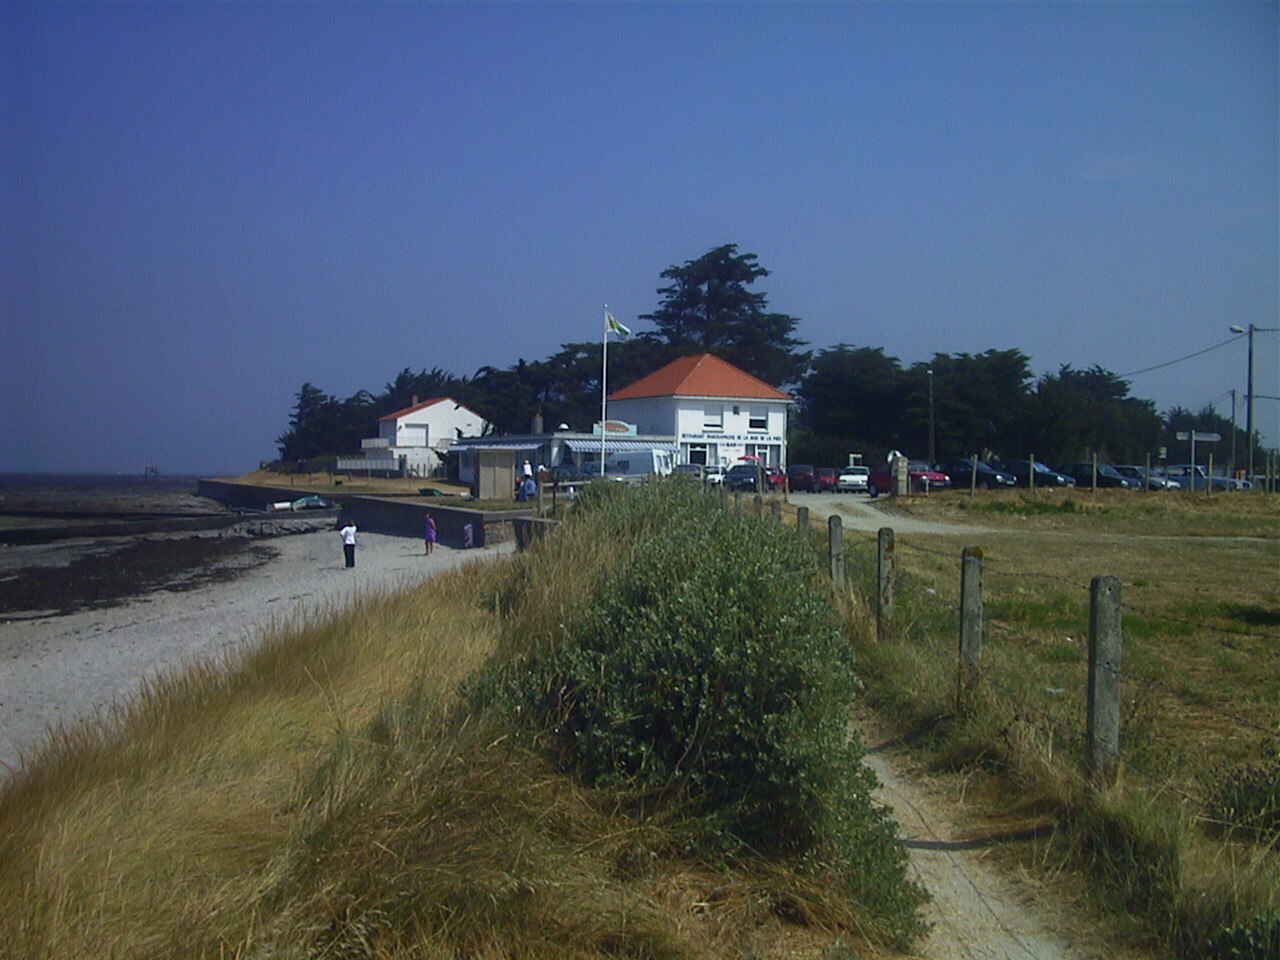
[764,466,787,490]
[815,467,839,492]
[868,459,951,497]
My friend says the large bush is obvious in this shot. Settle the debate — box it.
[472,480,925,946]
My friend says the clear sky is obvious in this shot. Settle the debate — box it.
[3,1,1276,475]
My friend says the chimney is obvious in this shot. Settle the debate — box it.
[531,410,544,434]
[412,395,419,407]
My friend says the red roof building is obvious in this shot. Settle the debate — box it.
[608,354,792,468]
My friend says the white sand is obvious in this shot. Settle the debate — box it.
[0,531,514,778]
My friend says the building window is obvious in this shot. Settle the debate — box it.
[748,407,767,431]
[703,405,722,430]
[687,444,707,466]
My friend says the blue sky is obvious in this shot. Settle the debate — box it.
[3,1,1276,474]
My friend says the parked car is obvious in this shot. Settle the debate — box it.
[1056,462,1137,489]
[673,463,704,480]
[1161,464,1251,492]
[992,460,1077,488]
[764,466,787,490]
[835,465,869,493]
[703,465,725,486]
[815,467,839,492]
[1113,465,1181,491]
[549,463,594,489]
[723,463,763,492]
[867,459,950,497]
[786,464,817,492]
[934,458,1016,490]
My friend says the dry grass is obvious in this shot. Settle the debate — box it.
[0,504,909,960]
[838,489,1280,954]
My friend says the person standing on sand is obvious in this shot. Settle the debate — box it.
[423,514,437,555]
[339,520,357,568]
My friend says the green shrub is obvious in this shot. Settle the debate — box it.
[1202,913,1280,960]
[1205,758,1280,841]
[472,480,927,946]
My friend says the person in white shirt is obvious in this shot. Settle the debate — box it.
[339,521,357,568]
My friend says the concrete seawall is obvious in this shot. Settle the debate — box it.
[197,479,532,548]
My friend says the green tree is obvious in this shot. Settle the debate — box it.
[380,367,467,417]
[276,383,378,461]
[795,345,908,457]
[1028,365,1161,464]
[906,349,1035,460]
[640,244,809,386]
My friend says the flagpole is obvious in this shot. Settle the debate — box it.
[600,304,608,476]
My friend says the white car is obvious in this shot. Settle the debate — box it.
[702,465,726,485]
[836,466,869,493]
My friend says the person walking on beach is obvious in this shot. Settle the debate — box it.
[423,514,437,555]
[339,520,357,568]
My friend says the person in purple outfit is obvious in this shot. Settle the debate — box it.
[423,514,437,555]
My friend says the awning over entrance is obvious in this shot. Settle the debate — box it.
[564,439,679,453]
[455,440,543,452]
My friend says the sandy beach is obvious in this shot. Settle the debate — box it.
[0,527,514,778]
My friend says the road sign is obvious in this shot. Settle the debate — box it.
[1175,431,1221,442]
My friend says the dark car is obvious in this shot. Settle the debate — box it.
[549,463,593,488]
[993,460,1077,488]
[815,467,839,492]
[1056,462,1137,489]
[786,464,817,492]
[1114,464,1180,490]
[934,458,1016,490]
[724,463,762,492]
[867,459,950,497]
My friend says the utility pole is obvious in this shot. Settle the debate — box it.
[927,368,935,464]
[1230,324,1280,481]
[1229,389,1237,475]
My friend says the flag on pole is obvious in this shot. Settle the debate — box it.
[605,309,630,337]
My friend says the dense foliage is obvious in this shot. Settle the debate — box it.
[277,242,1264,471]
[469,480,927,946]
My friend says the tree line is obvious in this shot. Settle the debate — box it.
[277,244,1261,472]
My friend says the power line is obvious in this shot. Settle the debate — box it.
[1116,334,1243,380]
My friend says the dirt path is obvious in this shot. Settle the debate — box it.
[792,493,1155,959]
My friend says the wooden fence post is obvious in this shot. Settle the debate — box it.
[754,492,764,518]
[1086,574,1123,786]
[770,499,782,525]
[796,505,810,539]
[828,514,844,589]
[877,527,895,641]
[958,546,984,710]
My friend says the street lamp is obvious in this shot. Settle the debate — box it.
[926,368,935,465]
[1229,323,1280,480]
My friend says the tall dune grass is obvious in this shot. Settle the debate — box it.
[0,487,926,959]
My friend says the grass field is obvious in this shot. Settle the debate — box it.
[831,487,1279,956]
[0,484,924,960]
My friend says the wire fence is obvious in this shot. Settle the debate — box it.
[803,510,1279,818]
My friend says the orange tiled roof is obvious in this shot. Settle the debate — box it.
[379,397,454,421]
[609,354,792,402]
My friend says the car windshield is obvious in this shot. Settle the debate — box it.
[843,467,867,476]
[907,461,933,471]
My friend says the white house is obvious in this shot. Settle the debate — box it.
[339,397,489,478]
[607,354,792,467]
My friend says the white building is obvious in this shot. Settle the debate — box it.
[339,397,489,478]
[608,354,792,467]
